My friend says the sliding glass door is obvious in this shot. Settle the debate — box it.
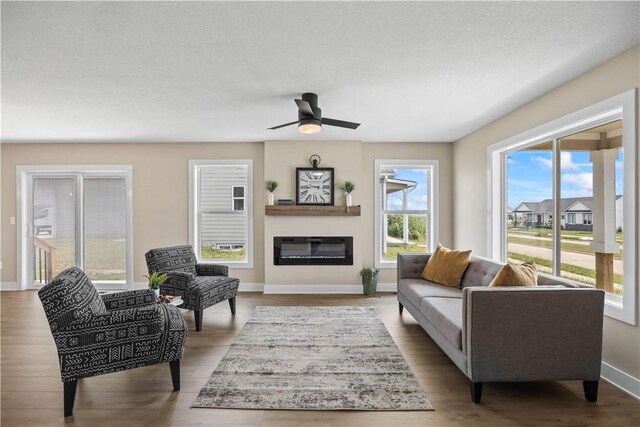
[23,168,131,288]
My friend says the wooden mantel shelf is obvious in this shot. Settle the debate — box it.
[265,205,361,216]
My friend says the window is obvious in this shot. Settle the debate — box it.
[189,160,253,268]
[374,160,438,268]
[232,186,245,211]
[17,166,133,290]
[489,89,637,325]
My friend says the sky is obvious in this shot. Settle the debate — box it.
[507,148,624,208]
[385,168,429,210]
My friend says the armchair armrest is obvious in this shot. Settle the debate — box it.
[196,263,229,277]
[102,289,156,311]
[55,305,165,348]
[162,271,195,294]
[463,287,605,382]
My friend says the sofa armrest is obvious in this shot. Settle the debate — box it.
[397,253,431,283]
[102,289,156,311]
[463,287,605,382]
[196,263,229,277]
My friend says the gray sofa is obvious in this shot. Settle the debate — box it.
[397,253,605,403]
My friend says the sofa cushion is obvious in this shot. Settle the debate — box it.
[398,279,463,302]
[489,261,538,287]
[420,243,472,288]
[459,255,504,288]
[419,297,463,350]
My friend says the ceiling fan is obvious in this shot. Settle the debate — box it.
[267,93,361,134]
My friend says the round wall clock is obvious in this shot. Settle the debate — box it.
[296,167,334,205]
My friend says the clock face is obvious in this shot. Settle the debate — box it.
[296,168,334,205]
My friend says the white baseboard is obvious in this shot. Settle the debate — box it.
[264,282,397,294]
[238,282,264,292]
[0,282,21,291]
[601,361,640,400]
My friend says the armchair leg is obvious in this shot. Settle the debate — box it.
[194,310,203,332]
[583,380,598,402]
[228,296,236,315]
[170,360,181,391]
[470,381,483,404]
[64,380,78,417]
[399,302,404,314]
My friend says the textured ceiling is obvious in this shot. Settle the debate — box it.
[1,1,639,143]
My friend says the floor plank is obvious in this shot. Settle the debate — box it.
[1,291,639,427]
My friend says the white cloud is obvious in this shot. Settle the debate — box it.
[532,152,580,171]
[562,172,593,196]
[532,155,552,169]
[560,152,579,171]
[387,197,403,210]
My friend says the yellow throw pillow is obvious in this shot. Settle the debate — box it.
[420,243,472,288]
[489,261,538,287]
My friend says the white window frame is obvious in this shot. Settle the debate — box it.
[231,185,246,212]
[583,213,593,226]
[374,159,439,269]
[188,159,253,268]
[566,213,576,224]
[16,165,134,291]
[487,89,637,325]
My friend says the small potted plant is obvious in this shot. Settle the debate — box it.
[340,180,355,208]
[144,271,168,297]
[360,267,380,297]
[266,180,278,205]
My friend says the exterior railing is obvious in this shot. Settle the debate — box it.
[34,238,56,284]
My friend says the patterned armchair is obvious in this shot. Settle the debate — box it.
[145,245,239,331]
[38,267,187,417]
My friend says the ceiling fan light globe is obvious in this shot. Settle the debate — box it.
[298,123,321,134]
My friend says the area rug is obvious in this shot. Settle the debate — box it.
[192,306,432,410]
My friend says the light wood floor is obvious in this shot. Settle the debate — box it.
[2,291,639,427]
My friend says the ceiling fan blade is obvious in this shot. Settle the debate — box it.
[267,120,299,130]
[295,99,316,117]
[321,117,360,129]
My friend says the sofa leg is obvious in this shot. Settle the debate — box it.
[64,380,78,417]
[470,381,483,404]
[170,360,181,391]
[228,296,236,315]
[399,302,404,314]
[583,380,598,402]
[194,310,203,332]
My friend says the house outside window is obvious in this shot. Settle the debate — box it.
[189,160,253,268]
[374,159,438,268]
[583,213,593,225]
[566,213,576,224]
[232,186,245,211]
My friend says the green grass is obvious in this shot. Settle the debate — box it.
[201,247,247,260]
[383,244,428,260]
[34,237,126,281]
[508,227,623,243]
[507,252,623,295]
[507,235,623,259]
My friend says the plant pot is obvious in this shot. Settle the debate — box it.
[268,192,275,206]
[153,288,160,298]
[345,193,353,207]
[362,270,379,297]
